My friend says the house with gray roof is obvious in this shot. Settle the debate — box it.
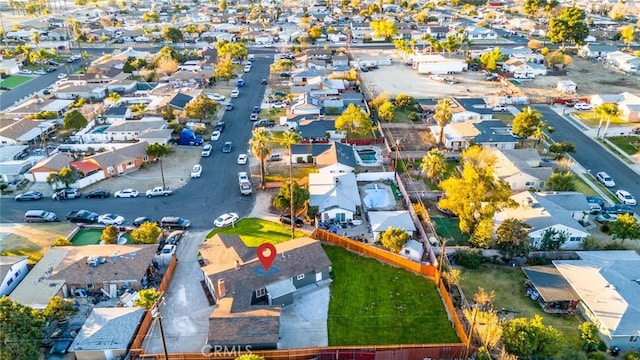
[494,191,590,250]
[452,98,493,122]
[489,148,553,191]
[472,120,518,150]
[104,106,132,124]
[309,172,360,222]
[89,141,149,178]
[105,120,167,141]
[168,92,193,110]
[69,307,145,360]
[578,43,619,59]
[553,251,640,351]
[316,142,357,173]
[369,211,417,242]
[199,235,332,350]
[298,119,336,141]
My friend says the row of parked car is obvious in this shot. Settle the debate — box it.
[23,207,192,229]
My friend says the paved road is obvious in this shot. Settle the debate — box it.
[1,50,274,229]
[534,105,640,201]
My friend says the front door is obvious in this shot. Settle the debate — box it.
[335,213,345,223]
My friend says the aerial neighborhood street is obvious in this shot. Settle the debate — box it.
[2,0,640,359]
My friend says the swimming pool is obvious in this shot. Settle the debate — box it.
[355,146,383,166]
[92,126,108,134]
[357,150,377,163]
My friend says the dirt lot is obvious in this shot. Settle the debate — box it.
[0,222,77,263]
[517,57,640,102]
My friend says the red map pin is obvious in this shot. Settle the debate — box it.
[257,243,276,270]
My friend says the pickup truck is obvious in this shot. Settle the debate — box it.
[145,187,173,198]
[238,172,252,195]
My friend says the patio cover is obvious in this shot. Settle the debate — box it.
[522,265,579,302]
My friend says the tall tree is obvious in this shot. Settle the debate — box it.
[438,146,515,247]
[46,167,80,189]
[548,7,588,47]
[145,143,170,189]
[249,128,272,188]
[496,218,532,258]
[278,131,302,239]
[370,19,398,39]
[131,221,162,244]
[379,227,409,253]
[0,297,46,360]
[619,25,635,51]
[419,148,446,183]
[63,109,88,130]
[502,315,562,359]
[531,121,551,149]
[378,100,396,122]
[434,99,452,146]
[161,26,184,43]
[335,104,372,137]
[184,94,218,122]
[512,106,543,140]
[545,171,576,191]
[215,40,248,60]
[523,0,559,45]
[101,225,119,244]
[215,56,236,83]
[610,214,640,244]
[594,103,620,139]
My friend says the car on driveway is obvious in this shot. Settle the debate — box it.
[595,172,615,187]
[271,102,286,109]
[166,230,185,245]
[574,102,592,111]
[15,191,43,201]
[98,213,125,225]
[133,216,159,226]
[191,164,202,178]
[604,204,635,215]
[52,188,81,200]
[214,212,239,227]
[615,190,636,205]
[237,154,248,164]
[208,93,225,101]
[161,244,177,256]
[222,141,232,153]
[86,189,110,198]
[211,130,221,141]
[595,213,618,223]
[279,214,304,227]
[114,188,139,198]
[66,209,99,224]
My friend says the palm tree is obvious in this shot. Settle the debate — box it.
[249,128,272,188]
[595,103,620,139]
[278,131,302,239]
[420,148,446,184]
[531,120,549,148]
[145,143,170,189]
[434,99,453,146]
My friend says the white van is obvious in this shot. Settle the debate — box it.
[24,210,57,223]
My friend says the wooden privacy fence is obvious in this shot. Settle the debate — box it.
[311,229,468,347]
[135,343,466,360]
[130,255,178,355]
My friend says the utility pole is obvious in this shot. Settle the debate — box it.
[437,239,447,287]
[151,295,168,360]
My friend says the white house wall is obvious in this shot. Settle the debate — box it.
[318,163,354,174]
[529,224,588,250]
[0,258,28,297]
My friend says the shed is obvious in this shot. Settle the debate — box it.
[265,278,296,306]
[400,240,424,262]
[556,80,577,94]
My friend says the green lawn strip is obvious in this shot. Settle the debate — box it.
[458,267,583,351]
[264,165,316,183]
[259,108,286,121]
[607,136,640,156]
[324,245,460,345]
[574,112,627,127]
[0,75,33,89]
[206,218,304,247]
[597,139,635,164]
[430,217,469,245]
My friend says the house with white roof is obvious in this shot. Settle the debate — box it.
[494,191,591,250]
[309,172,360,223]
[0,256,29,297]
[368,211,417,242]
[554,251,640,350]
[590,92,640,122]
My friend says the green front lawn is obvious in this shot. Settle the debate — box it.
[324,245,460,345]
[392,108,420,124]
[207,218,305,247]
[264,165,316,183]
[493,113,515,125]
[431,217,469,245]
[574,112,628,127]
[458,267,583,351]
[0,75,33,89]
[607,136,640,156]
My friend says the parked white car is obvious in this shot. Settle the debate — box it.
[191,164,202,178]
[208,93,225,101]
[574,102,592,111]
[98,213,125,225]
[238,171,249,182]
[19,69,33,75]
[57,73,68,79]
[33,69,46,75]
[616,190,636,206]
[492,105,508,112]
[202,144,212,157]
[114,188,139,198]
[211,131,221,141]
[237,154,248,164]
[230,88,240,98]
[595,172,615,187]
[244,65,252,73]
[214,212,239,227]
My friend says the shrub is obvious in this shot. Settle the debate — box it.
[603,242,627,250]
[624,353,640,360]
[307,155,314,163]
[296,157,303,163]
[600,224,610,234]
[455,249,484,269]
[586,352,607,360]
[52,237,72,247]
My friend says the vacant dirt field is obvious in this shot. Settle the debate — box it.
[517,57,640,102]
[0,223,77,263]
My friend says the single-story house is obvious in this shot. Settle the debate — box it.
[104,106,132,124]
[452,98,493,122]
[494,191,590,250]
[489,148,553,191]
[200,235,332,350]
[168,92,194,110]
[137,128,173,145]
[54,83,107,100]
[466,26,497,40]
[590,92,640,122]
[556,80,577,94]
[368,211,417,242]
[0,119,57,146]
[0,57,20,75]
[309,172,360,223]
[316,142,357,173]
[69,307,146,360]
[443,120,518,150]
[297,119,336,142]
[554,251,640,350]
[104,120,167,142]
[28,152,74,182]
[10,244,157,309]
[0,256,29,297]
[578,44,619,59]
[85,141,150,181]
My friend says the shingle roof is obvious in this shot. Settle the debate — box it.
[473,120,518,144]
[298,120,336,139]
[89,141,148,168]
[29,152,74,173]
[105,120,166,133]
[69,307,145,352]
[291,143,331,156]
[0,119,40,140]
[169,93,193,109]
[315,142,357,169]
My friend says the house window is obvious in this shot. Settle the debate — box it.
[86,283,94,289]
[7,278,13,286]
[256,288,266,297]
[539,182,545,188]
[126,161,134,168]
[296,274,305,280]
[630,336,639,343]
[108,167,115,175]
[15,269,20,276]
[525,181,535,187]
[143,155,149,162]
[569,236,581,242]
[404,249,410,255]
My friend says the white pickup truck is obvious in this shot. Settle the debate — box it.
[146,187,173,198]
[238,172,252,195]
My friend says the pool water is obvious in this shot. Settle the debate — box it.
[92,126,108,134]
[357,150,378,163]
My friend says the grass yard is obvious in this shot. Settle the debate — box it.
[0,223,77,263]
[259,108,286,120]
[264,164,316,183]
[598,139,635,165]
[70,228,133,246]
[0,75,33,89]
[607,136,640,156]
[324,245,460,345]
[392,108,419,124]
[493,113,515,125]
[207,218,305,247]
[574,112,627,127]
[458,266,583,351]
[430,217,468,245]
